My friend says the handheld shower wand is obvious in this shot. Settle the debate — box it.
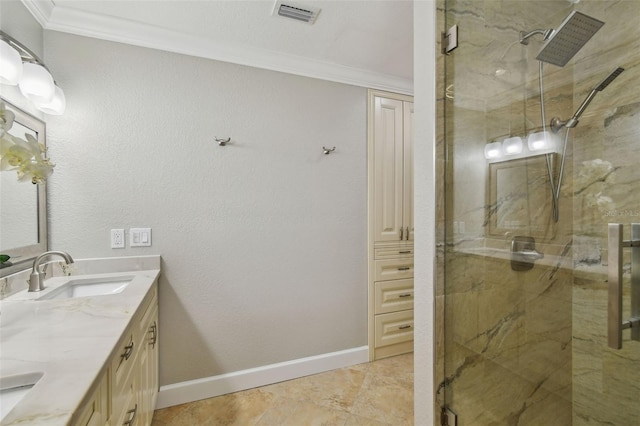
[551,67,625,132]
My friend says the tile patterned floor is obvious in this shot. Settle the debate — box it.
[152,353,413,426]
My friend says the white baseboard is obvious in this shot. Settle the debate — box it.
[155,346,369,409]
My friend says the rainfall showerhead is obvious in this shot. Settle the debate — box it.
[551,66,625,132]
[536,11,604,66]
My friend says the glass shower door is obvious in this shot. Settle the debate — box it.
[440,1,640,425]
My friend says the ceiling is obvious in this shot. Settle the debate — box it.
[24,0,414,93]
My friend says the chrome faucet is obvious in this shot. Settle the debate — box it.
[28,251,74,292]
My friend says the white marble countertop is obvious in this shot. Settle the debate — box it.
[0,268,160,425]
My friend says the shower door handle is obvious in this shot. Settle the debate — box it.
[607,223,640,349]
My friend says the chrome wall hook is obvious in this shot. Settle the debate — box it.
[323,146,336,155]
[215,137,231,146]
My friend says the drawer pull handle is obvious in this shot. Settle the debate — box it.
[121,340,134,361]
[399,250,411,254]
[123,404,138,426]
[399,325,412,330]
[398,267,411,271]
[398,293,412,298]
[149,321,158,348]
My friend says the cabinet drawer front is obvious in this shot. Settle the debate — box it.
[374,279,414,314]
[374,247,414,259]
[374,310,414,348]
[374,259,414,281]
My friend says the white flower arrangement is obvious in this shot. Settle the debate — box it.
[0,101,54,184]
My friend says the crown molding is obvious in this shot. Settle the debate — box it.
[22,0,413,95]
[21,0,54,27]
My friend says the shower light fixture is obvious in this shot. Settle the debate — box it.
[503,136,523,155]
[0,30,66,115]
[484,141,503,160]
[527,130,558,152]
[484,132,559,162]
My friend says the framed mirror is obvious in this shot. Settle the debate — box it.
[0,98,48,276]
[486,153,556,239]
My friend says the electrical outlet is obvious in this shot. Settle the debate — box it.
[111,229,125,248]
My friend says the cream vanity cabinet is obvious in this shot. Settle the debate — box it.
[72,283,158,426]
[368,90,414,361]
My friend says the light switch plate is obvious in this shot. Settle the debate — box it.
[130,228,152,247]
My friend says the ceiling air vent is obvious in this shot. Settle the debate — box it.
[273,1,321,24]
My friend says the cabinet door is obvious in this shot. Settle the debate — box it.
[403,101,414,241]
[113,372,138,426]
[373,96,405,242]
[139,306,159,425]
[73,375,107,426]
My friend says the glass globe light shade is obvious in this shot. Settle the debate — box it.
[503,136,523,155]
[484,141,503,160]
[36,85,66,115]
[19,62,55,104]
[0,40,23,85]
[527,130,557,152]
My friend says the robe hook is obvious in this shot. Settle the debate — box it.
[323,146,336,155]
[215,137,231,146]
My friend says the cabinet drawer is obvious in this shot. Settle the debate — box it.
[374,247,414,259]
[374,310,414,348]
[374,259,414,281]
[374,279,414,314]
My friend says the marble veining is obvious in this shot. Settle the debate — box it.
[440,0,638,423]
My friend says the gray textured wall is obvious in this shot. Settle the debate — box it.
[44,30,368,386]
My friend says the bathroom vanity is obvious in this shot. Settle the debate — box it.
[0,266,160,425]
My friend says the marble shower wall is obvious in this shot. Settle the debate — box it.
[570,1,640,424]
[439,0,575,424]
[438,0,639,425]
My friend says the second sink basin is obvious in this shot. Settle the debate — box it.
[37,276,134,300]
[0,372,43,422]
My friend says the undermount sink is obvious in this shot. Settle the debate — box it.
[0,372,43,422]
[37,276,134,301]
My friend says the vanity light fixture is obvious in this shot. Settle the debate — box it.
[36,84,66,116]
[0,31,65,115]
[19,62,55,104]
[0,39,22,85]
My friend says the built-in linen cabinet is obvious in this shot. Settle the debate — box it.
[368,89,414,361]
[73,282,158,426]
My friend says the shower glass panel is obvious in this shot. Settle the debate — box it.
[440,1,640,424]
